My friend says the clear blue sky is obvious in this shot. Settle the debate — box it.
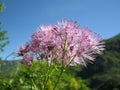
[0,0,120,60]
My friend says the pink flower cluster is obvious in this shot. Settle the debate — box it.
[18,19,105,66]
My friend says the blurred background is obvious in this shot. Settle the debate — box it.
[0,0,120,90]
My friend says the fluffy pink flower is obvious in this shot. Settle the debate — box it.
[20,53,33,66]
[18,43,30,56]
[18,19,105,66]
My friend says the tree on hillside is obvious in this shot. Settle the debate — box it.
[0,3,4,12]
[0,3,9,53]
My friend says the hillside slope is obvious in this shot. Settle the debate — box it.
[77,34,120,90]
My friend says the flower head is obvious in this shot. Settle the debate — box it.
[18,19,105,66]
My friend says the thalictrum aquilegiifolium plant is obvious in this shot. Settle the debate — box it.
[17,19,105,90]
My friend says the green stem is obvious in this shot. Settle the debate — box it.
[43,74,49,90]
[31,79,38,90]
[43,62,51,90]
[44,64,55,90]
[53,67,64,90]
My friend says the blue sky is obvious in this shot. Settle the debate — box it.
[0,0,120,60]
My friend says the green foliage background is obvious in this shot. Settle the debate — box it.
[0,61,90,90]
